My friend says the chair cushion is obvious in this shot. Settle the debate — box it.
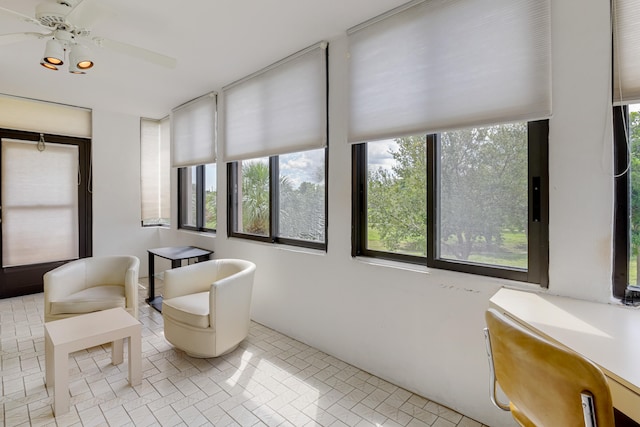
[162,291,210,329]
[49,285,126,315]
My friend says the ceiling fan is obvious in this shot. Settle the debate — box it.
[0,0,177,74]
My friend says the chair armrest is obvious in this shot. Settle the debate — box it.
[210,263,255,339]
[124,257,140,318]
[44,259,87,300]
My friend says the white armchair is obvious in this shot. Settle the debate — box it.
[161,259,256,358]
[43,255,140,322]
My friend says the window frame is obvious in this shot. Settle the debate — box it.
[613,105,630,299]
[177,164,216,233]
[352,120,549,286]
[227,148,329,251]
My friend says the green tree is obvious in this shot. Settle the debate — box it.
[367,124,527,264]
[205,189,216,229]
[241,161,269,234]
[439,124,527,260]
[367,136,427,255]
[629,111,640,284]
[280,180,325,241]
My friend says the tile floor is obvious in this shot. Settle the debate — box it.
[0,280,488,427]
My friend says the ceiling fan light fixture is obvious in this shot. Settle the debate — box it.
[68,63,86,74]
[70,44,94,70]
[42,38,64,65]
[40,61,58,71]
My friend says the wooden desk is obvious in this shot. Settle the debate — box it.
[490,288,640,423]
[146,246,213,312]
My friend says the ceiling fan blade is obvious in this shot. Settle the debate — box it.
[0,6,42,27]
[93,37,177,69]
[65,0,112,29]
[0,32,49,46]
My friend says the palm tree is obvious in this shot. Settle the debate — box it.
[242,161,269,234]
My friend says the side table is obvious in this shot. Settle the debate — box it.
[44,308,141,416]
[146,246,213,312]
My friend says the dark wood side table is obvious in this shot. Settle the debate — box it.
[146,246,213,312]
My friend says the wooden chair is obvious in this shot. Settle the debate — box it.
[484,308,615,427]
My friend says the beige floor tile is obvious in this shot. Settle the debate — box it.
[0,282,481,427]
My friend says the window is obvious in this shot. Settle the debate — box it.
[228,148,327,249]
[353,121,549,284]
[347,0,551,284]
[178,163,216,232]
[223,42,328,250]
[140,117,170,226]
[170,93,217,233]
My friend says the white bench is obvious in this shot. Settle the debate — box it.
[44,307,142,416]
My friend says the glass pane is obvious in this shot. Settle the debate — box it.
[278,149,325,242]
[366,136,427,256]
[438,123,528,268]
[181,166,197,227]
[204,163,217,230]
[629,104,640,285]
[236,157,270,236]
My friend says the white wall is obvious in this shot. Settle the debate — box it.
[92,109,163,273]
[90,0,614,425]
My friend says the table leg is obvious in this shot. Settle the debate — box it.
[45,330,54,386]
[147,251,155,302]
[128,327,142,386]
[112,339,124,365]
[53,346,69,416]
[196,254,211,263]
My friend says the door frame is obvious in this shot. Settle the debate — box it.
[0,128,92,298]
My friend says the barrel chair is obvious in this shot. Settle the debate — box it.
[43,255,140,322]
[161,258,256,358]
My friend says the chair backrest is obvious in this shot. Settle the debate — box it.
[484,308,615,427]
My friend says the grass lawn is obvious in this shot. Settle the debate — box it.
[367,228,527,268]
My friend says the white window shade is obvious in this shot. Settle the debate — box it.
[171,93,216,167]
[0,94,91,138]
[613,0,640,105]
[223,42,327,162]
[2,139,79,267]
[141,117,170,225]
[347,0,551,143]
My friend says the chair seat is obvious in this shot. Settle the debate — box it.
[162,291,210,329]
[49,285,125,315]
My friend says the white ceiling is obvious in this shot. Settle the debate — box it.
[0,0,405,119]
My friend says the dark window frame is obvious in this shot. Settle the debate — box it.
[613,105,630,299]
[226,148,329,251]
[177,164,215,233]
[352,120,549,286]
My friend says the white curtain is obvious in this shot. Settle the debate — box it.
[2,139,79,267]
[171,93,217,167]
[223,42,327,162]
[347,0,552,143]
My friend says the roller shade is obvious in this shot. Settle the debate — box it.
[0,94,91,138]
[347,0,552,143]
[170,92,216,167]
[613,0,640,105]
[2,139,79,267]
[223,42,327,162]
[141,117,170,225]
